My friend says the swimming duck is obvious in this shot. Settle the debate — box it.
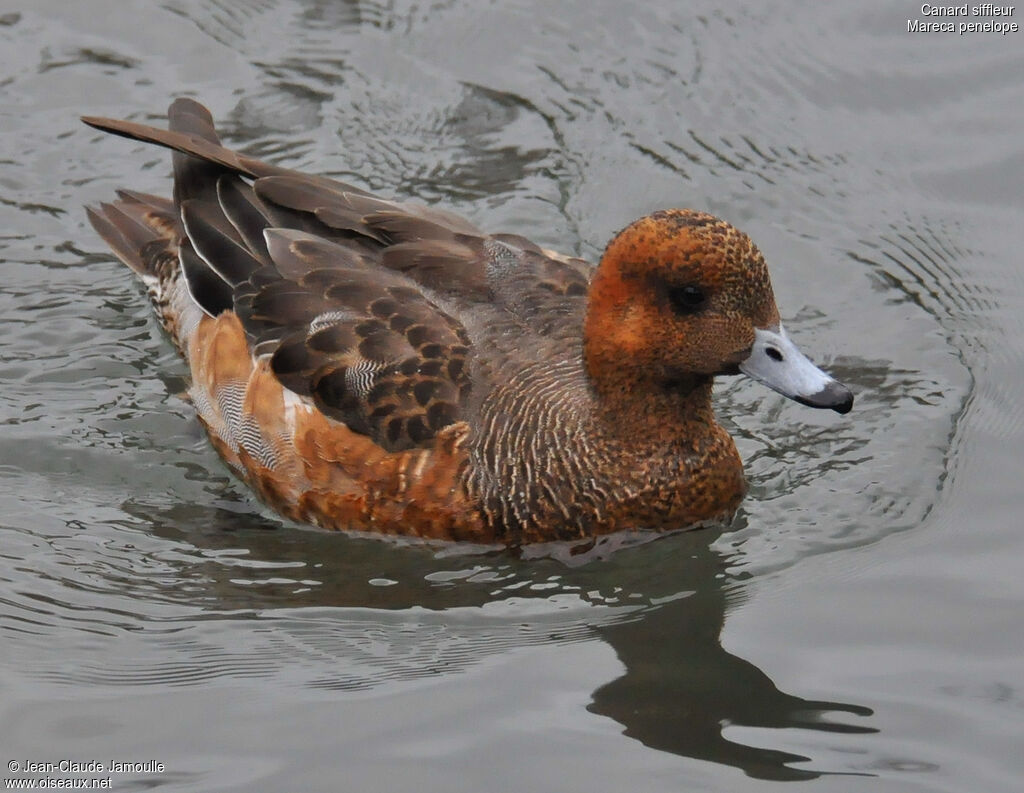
[83,99,852,544]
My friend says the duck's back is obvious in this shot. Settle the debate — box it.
[87,99,603,541]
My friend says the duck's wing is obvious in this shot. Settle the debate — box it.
[86,100,484,453]
[83,100,594,329]
[85,100,594,450]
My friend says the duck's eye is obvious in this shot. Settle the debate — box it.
[667,284,707,315]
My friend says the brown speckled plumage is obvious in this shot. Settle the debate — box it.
[83,99,847,544]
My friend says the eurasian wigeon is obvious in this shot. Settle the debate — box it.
[83,99,852,544]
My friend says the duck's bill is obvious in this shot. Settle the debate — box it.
[738,326,853,414]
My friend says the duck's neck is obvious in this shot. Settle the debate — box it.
[588,370,719,446]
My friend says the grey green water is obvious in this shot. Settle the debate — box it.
[2,1,1022,790]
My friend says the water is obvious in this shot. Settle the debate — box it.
[1,1,1022,790]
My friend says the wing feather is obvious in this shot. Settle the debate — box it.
[85,99,595,451]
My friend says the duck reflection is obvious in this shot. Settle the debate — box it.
[589,595,875,781]
[125,500,874,779]
[532,526,876,780]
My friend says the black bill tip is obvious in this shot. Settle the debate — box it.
[796,381,854,414]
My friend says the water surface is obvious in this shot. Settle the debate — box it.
[1,1,1022,790]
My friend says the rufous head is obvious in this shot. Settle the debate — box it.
[584,209,852,413]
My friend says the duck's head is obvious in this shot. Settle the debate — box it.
[584,209,853,414]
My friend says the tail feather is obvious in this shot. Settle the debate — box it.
[82,101,288,184]
[85,193,179,277]
[85,203,149,275]
[168,98,228,209]
[81,101,352,193]
[115,189,174,215]
[167,98,221,144]
[86,188,199,352]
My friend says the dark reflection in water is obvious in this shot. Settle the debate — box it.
[591,599,875,781]
[115,501,875,778]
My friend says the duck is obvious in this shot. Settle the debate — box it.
[82,98,852,545]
